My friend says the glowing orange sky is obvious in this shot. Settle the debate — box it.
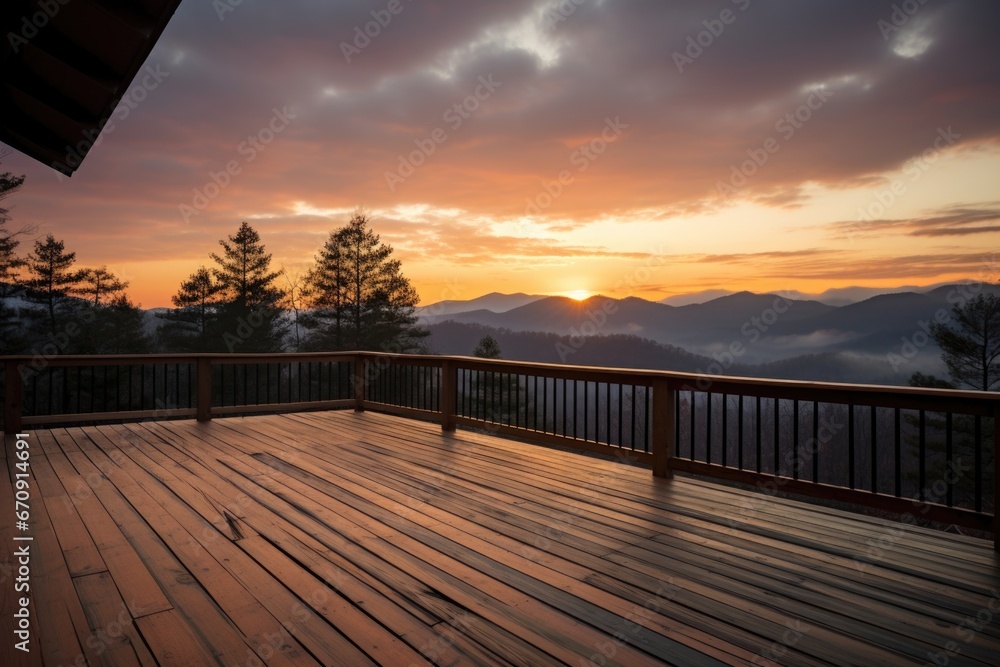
[2,1,999,308]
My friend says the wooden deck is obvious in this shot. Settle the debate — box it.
[3,410,999,666]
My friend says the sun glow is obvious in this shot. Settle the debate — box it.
[565,289,592,301]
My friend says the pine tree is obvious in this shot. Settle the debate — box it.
[157,267,223,352]
[904,295,1000,509]
[303,213,427,352]
[929,292,1000,392]
[22,234,84,334]
[82,294,154,354]
[0,171,25,227]
[473,335,502,359]
[303,230,348,349]
[0,223,25,298]
[0,171,31,353]
[210,221,287,352]
[79,266,129,306]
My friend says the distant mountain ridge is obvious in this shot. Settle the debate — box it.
[416,291,544,317]
[419,282,1000,382]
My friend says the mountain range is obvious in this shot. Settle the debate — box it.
[419,282,999,385]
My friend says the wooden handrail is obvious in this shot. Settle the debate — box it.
[2,351,997,549]
[3,351,995,411]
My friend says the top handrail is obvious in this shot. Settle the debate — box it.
[2,351,996,410]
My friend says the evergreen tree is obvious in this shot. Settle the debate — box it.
[303,213,427,352]
[468,333,530,426]
[79,266,129,306]
[473,335,502,359]
[0,222,25,297]
[0,171,30,352]
[302,230,348,349]
[81,295,154,354]
[906,370,992,509]
[22,234,84,335]
[929,292,1000,392]
[210,221,287,352]
[157,267,223,352]
[0,171,25,228]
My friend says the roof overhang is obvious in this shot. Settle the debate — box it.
[1,0,184,176]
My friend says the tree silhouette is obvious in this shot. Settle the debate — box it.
[79,266,129,306]
[473,335,502,359]
[158,267,223,352]
[0,170,31,352]
[929,292,1000,391]
[22,234,84,334]
[282,267,306,351]
[0,171,25,224]
[907,368,992,511]
[80,294,154,354]
[303,212,427,352]
[211,221,287,352]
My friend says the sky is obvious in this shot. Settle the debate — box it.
[2,0,999,308]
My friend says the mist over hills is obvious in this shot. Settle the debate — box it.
[425,321,901,385]
[421,282,1000,386]
[656,282,975,307]
[416,292,544,317]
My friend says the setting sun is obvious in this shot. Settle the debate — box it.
[564,290,592,301]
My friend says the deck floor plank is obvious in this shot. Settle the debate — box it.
[73,570,158,666]
[6,410,999,666]
[308,412,1000,607]
[59,425,378,667]
[35,431,174,619]
[263,426,967,664]
[156,419,678,667]
[217,415,779,666]
[112,421,499,667]
[310,411,998,585]
[237,415,935,666]
[52,427,324,667]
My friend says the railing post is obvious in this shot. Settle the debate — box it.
[196,357,213,422]
[652,378,675,478]
[353,354,366,412]
[4,360,23,435]
[441,359,456,432]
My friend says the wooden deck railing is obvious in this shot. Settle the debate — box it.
[3,352,998,548]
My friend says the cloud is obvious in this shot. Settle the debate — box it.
[2,0,1000,305]
[828,202,1000,238]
